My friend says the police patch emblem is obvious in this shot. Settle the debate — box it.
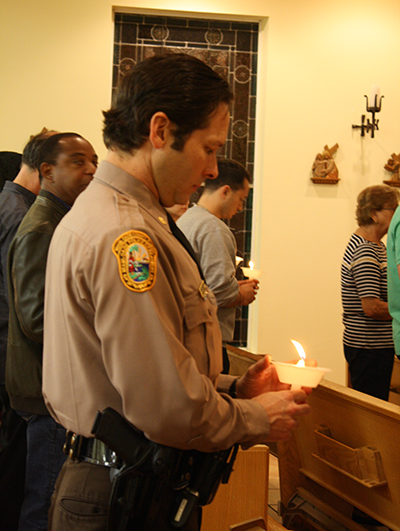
[112,231,157,292]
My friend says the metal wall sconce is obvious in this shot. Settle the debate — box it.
[352,86,384,138]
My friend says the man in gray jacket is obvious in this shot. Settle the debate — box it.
[178,158,259,373]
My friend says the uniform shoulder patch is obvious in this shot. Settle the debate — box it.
[112,231,157,292]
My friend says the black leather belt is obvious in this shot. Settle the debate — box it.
[64,430,122,468]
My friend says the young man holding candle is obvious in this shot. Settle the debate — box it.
[177,158,259,373]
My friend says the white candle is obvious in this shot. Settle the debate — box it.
[370,85,380,108]
[241,261,262,279]
[292,339,306,387]
[273,339,331,389]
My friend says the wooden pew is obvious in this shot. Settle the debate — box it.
[278,379,400,531]
[201,445,270,530]
[226,345,400,531]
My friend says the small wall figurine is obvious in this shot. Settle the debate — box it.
[311,143,339,184]
[383,153,400,187]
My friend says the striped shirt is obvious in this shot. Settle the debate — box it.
[341,233,393,348]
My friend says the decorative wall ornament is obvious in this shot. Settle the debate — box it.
[352,86,384,138]
[311,144,339,184]
[383,153,400,187]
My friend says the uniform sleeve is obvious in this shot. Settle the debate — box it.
[88,229,269,452]
[43,189,271,452]
[10,230,51,343]
[352,244,382,299]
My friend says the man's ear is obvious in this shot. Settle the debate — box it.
[220,184,232,198]
[149,112,171,149]
[40,162,54,183]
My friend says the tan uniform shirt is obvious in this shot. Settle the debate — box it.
[42,161,269,452]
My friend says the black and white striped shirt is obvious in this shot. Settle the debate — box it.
[341,233,393,348]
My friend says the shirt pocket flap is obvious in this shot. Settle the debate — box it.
[184,289,216,332]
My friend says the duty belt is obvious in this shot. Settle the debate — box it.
[63,430,122,469]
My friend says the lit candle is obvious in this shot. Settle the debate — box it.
[241,260,263,279]
[290,340,306,388]
[273,340,331,390]
[291,339,306,367]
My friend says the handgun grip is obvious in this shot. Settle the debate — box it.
[91,408,151,465]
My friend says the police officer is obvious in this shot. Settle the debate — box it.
[42,53,311,531]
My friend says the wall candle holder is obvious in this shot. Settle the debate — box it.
[352,88,384,138]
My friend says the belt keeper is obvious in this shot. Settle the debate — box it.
[68,432,83,461]
[63,430,73,455]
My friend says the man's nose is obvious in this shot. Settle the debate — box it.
[205,158,219,180]
[238,199,246,213]
[87,161,97,175]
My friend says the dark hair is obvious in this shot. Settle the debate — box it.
[0,152,22,189]
[203,158,252,192]
[103,53,233,153]
[356,184,400,226]
[38,133,83,182]
[21,130,57,171]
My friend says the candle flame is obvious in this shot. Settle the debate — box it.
[291,339,306,367]
[249,260,254,270]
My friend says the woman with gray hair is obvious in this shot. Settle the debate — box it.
[341,184,399,400]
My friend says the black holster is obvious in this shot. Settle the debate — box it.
[91,408,238,531]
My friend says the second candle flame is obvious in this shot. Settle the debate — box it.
[291,339,306,367]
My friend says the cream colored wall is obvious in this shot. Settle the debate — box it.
[2,0,400,384]
[249,0,400,385]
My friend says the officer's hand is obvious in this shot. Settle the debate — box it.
[236,355,317,399]
[253,389,311,441]
[236,355,287,398]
